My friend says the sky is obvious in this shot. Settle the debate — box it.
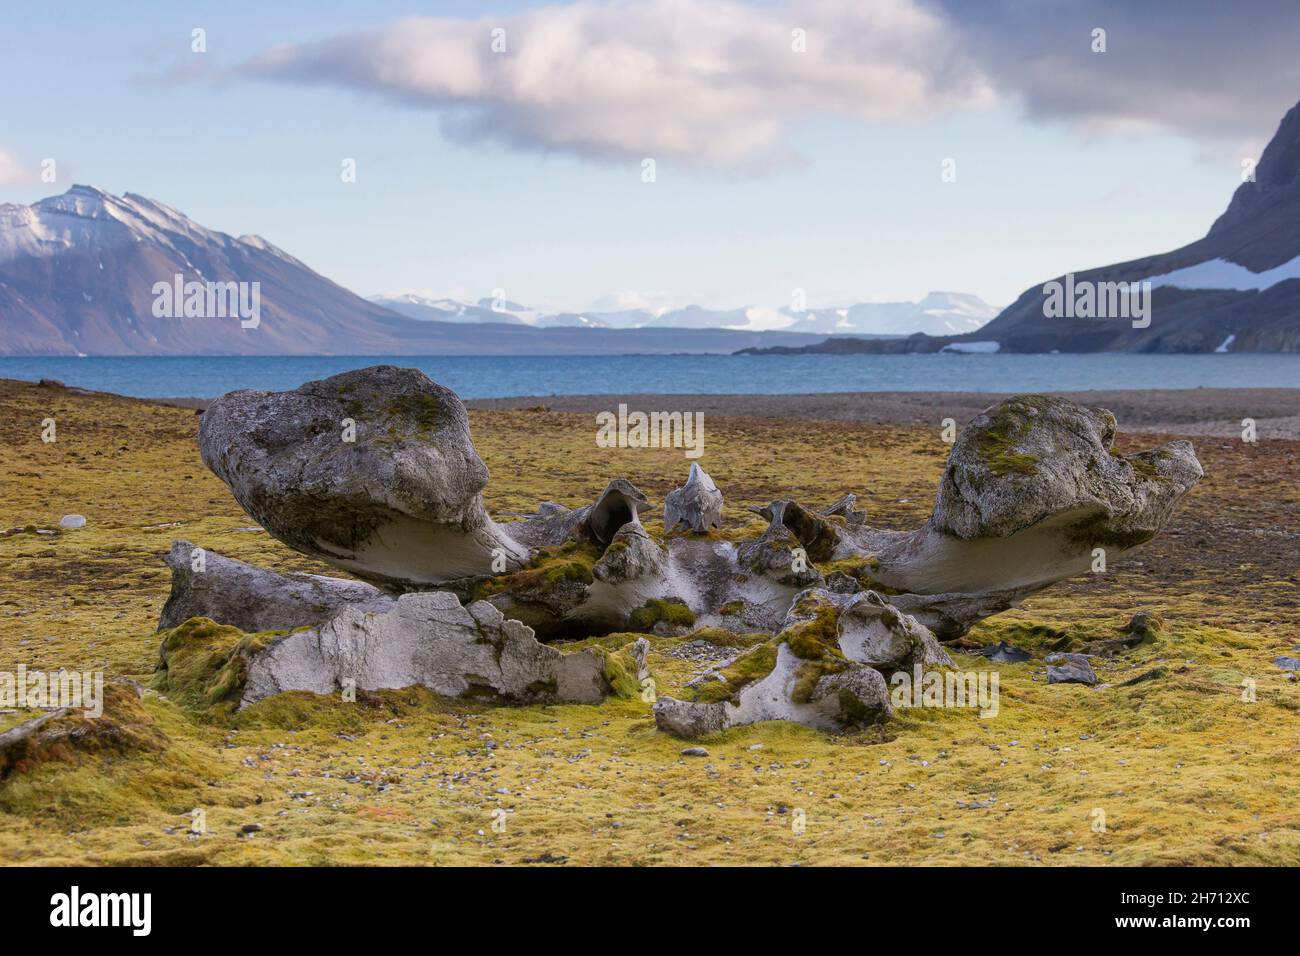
[1,0,1298,313]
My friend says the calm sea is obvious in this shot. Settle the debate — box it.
[2,353,1298,399]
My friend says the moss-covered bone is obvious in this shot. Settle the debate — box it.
[235,592,649,708]
[652,589,903,738]
[831,589,954,671]
[654,641,890,738]
[198,365,529,589]
[846,394,1203,607]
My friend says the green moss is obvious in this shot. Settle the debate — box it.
[384,391,447,433]
[628,598,696,632]
[820,556,880,576]
[152,617,290,722]
[688,597,852,707]
[469,540,598,601]
[0,684,168,781]
[791,658,848,704]
[1126,450,1173,482]
[688,641,779,704]
[976,425,1039,476]
[967,618,1072,653]
[718,600,745,616]
[784,603,842,661]
[1128,612,1165,640]
[234,687,462,732]
[973,401,1042,476]
[596,643,644,699]
[783,602,851,701]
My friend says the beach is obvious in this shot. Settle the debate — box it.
[466,387,1300,438]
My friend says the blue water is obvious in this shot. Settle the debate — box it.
[1,353,1298,398]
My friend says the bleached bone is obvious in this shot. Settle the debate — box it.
[235,591,649,709]
[199,366,529,590]
[653,643,890,738]
[196,373,1201,644]
[510,479,650,548]
[664,463,723,533]
[654,588,950,738]
[753,396,1202,623]
[159,540,395,632]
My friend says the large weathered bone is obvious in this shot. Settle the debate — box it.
[814,589,954,671]
[653,588,939,737]
[159,540,395,633]
[238,591,649,708]
[198,366,529,590]
[194,375,1201,651]
[843,396,1202,599]
[653,643,890,737]
[511,479,651,548]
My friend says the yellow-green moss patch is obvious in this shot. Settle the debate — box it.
[628,598,696,632]
[153,617,291,722]
[469,540,598,601]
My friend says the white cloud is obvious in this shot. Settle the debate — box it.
[0,147,38,186]
[241,0,995,171]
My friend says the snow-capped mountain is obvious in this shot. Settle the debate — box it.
[964,99,1300,353]
[0,187,826,356]
[373,293,528,324]
[368,292,998,335]
[763,98,1300,354]
[773,292,997,336]
[0,185,444,355]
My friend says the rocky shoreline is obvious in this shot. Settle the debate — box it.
[463,388,1300,439]
[127,386,1300,439]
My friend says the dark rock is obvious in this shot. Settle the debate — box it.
[980,641,1031,663]
[1046,653,1098,686]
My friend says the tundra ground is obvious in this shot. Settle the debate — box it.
[1,378,1298,865]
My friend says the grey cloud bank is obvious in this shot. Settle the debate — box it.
[236,0,1300,171]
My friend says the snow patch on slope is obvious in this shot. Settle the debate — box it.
[1148,255,1300,291]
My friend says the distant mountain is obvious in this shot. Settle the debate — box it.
[780,292,997,336]
[372,293,527,324]
[0,186,437,355]
[747,100,1300,355]
[371,291,998,335]
[0,186,825,356]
